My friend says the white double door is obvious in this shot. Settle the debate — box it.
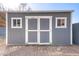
[25,16,52,44]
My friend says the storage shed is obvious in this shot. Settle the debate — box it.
[6,10,73,45]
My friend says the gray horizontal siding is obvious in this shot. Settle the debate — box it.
[8,13,25,45]
[52,14,71,45]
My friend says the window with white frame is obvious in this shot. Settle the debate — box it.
[56,17,67,28]
[11,17,22,28]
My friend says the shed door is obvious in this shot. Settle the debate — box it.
[25,16,52,44]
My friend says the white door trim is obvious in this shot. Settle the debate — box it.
[25,16,52,45]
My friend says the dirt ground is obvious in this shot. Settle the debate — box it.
[0,40,79,56]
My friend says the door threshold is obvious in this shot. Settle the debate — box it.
[25,43,52,45]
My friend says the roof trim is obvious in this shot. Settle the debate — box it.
[7,10,74,13]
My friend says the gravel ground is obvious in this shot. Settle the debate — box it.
[0,40,79,56]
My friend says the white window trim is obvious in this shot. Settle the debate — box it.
[25,16,52,45]
[11,17,22,28]
[55,17,67,28]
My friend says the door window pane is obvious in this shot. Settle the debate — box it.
[28,18,37,30]
[40,18,49,30]
[40,32,49,43]
[28,32,37,42]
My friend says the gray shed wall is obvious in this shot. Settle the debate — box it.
[73,23,79,44]
[7,12,71,45]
